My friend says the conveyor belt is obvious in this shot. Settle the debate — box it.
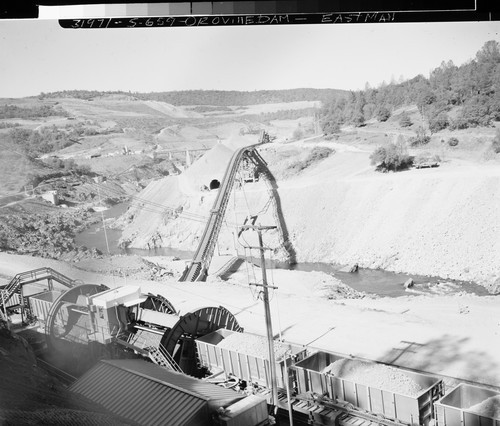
[180,131,268,282]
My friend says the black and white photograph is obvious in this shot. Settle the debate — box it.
[0,7,499,425]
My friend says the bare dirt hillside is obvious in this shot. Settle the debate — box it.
[264,142,500,292]
[117,136,500,292]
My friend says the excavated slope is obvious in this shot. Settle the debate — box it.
[119,143,500,291]
[273,149,500,292]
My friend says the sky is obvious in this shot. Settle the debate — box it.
[0,19,499,98]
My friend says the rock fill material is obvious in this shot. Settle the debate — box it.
[216,332,289,361]
[468,395,500,419]
[321,358,423,397]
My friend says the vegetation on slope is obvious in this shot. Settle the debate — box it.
[37,88,346,106]
[0,104,67,119]
[320,40,500,133]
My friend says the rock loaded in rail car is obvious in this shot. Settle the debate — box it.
[293,351,444,426]
[195,329,307,391]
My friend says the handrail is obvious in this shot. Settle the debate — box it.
[0,267,76,310]
[157,343,183,373]
[181,131,268,282]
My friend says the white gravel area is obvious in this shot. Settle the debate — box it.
[322,359,423,397]
[217,332,290,361]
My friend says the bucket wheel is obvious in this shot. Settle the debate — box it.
[160,306,243,375]
[140,293,177,315]
[45,283,108,351]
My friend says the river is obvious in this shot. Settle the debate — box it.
[75,203,490,297]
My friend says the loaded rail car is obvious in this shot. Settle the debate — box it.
[293,351,444,426]
[434,383,500,426]
[195,329,307,391]
[28,290,62,329]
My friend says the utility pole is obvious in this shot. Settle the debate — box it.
[97,186,111,255]
[240,224,280,410]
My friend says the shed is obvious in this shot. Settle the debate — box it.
[69,359,244,426]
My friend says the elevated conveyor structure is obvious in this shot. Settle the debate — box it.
[180,131,270,282]
[0,267,77,323]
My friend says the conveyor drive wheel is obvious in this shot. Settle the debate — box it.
[45,283,108,351]
[160,306,243,375]
[140,293,177,315]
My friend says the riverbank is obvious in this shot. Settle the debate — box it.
[116,141,500,293]
[0,251,499,387]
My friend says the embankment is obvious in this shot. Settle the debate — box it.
[275,151,500,292]
[117,142,500,293]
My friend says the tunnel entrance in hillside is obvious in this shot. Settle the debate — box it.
[209,179,220,190]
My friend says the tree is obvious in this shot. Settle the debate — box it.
[399,111,413,127]
[376,106,391,122]
[492,128,500,154]
[350,91,365,127]
[429,112,449,133]
[408,126,431,146]
[416,85,436,117]
[370,142,411,172]
[476,40,500,65]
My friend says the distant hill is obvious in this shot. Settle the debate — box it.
[320,40,500,134]
[0,138,46,194]
[37,88,347,106]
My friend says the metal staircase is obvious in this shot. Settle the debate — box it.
[147,344,183,373]
[0,267,76,311]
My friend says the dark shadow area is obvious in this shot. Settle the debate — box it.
[379,335,500,387]
[251,150,297,264]
[209,179,220,190]
[219,257,246,280]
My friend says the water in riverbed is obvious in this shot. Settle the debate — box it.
[75,203,490,298]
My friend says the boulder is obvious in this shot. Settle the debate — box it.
[339,263,359,273]
[404,278,414,289]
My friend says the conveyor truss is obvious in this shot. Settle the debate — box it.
[180,130,293,282]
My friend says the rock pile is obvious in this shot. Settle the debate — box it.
[321,359,423,397]
[468,395,500,419]
[217,333,289,360]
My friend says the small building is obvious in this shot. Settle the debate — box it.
[41,190,59,205]
[92,176,105,184]
[69,359,246,426]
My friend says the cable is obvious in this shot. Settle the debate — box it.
[86,180,244,227]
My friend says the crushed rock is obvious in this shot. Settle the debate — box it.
[321,359,423,397]
[217,332,290,360]
[468,395,500,419]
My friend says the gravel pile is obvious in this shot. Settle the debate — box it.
[468,395,500,419]
[217,333,290,360]
[321,359,423,397]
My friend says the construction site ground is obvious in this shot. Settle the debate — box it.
[1,97,500,420]
[1,251,499,390]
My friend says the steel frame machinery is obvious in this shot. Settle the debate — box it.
[2,271,500,425]
[42,283,243,375]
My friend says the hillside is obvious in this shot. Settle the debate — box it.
[38,88,346,106]
[116,115,500,293]
[0,93,323,195]
[319,40,500,138]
